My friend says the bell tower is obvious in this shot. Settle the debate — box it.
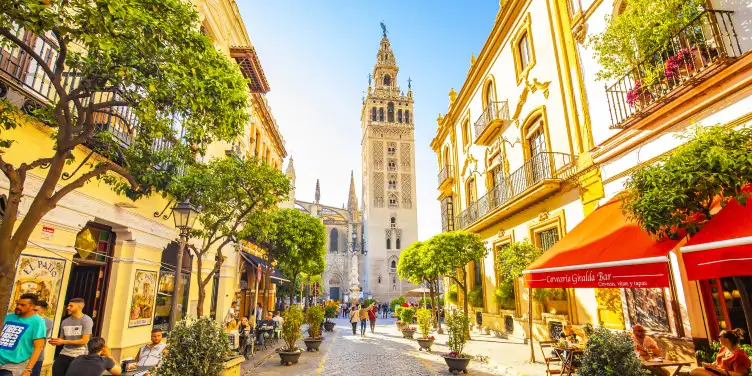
[361,23,418,302]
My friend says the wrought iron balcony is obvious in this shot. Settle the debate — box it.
[605,10,743,129]
[438,165,454,188]
[474,101,511,146]
[455,152,576,230]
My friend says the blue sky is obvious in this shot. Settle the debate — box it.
[237,1,499,239]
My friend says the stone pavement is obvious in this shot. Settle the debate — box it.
[242,317,549,376]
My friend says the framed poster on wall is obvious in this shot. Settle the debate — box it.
[8,254,66,321]
[129,269,158,327]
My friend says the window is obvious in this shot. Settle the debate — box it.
[405,110,410,124]
[371,107,377,121]
[466,178,477,206]
[528,125,546,157]
[538,228,559,251]
[378,275,382,284]
[387,160,397,171]
[390,216,397,228]
[387,144,397,155]
[440,196,454,232]
[527,121,548,183]
[388,178,397,190]
[396,238,401,249]
[391,260,397,270]
[388,194,398,208]
[384,74,391,86]
[387,238,391,249]
[387,102,395,122]
[379,108,384,122]
[461,120,471,148]
[484,81,496,109]
[398,109,403,123]
[474,260,482,287]
[518,33,531,71]
[392,277,396,284]
[329,228,339,253]
[625,288,670,332]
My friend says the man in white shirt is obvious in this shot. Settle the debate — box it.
[223,302,237,326]
[134,329,167,369]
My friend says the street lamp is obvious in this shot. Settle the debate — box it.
[169,199,200,330]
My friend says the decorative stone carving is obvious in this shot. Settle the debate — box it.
[401,173,412,209]
[373,141,384,170]
[538,210,550,221]
[400,143,411,170]
[374,172,384,207]
[497,228,505,237]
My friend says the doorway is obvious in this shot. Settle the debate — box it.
[65,223,114,336]
[701,276,752,345]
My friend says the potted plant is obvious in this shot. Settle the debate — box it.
[400,308,417,339]
[578,327,645,376]
[416,308,435,351]
[394,306,405,329]
[154,316,234,376]
[277,306,304,365]
[323,304,337,332]
[443,311,472,374]
[303,306,325,352]
[626,80,653,108]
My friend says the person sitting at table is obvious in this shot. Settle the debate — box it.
[691,329,750,376]
[272,311,284,339]
[238,317,251,354]
[255,312,276,346]
[562,321,584,343]
[633,325,669,376]
[65,337,121,376]
[133,328,167,369]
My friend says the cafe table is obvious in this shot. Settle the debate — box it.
[554,345,585,376]
[641,357,692,376]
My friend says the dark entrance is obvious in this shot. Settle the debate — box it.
[701,276,752,345]
[329,287,340,301]
[65,223,114,336]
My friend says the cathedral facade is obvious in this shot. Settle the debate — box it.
[360,28,419,302]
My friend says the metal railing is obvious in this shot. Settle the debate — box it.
[455,152,575,229]
[438,165,454,186]
[605,10,743,128]
[0,30,184,164]
[474,101,510,139]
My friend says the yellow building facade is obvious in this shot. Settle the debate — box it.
[434,0,752,358]
[0,0,286,373]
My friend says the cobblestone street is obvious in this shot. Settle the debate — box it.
[243,317,529,376]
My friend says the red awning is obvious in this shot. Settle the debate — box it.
[680,198,752,280]
[523,198,679,289]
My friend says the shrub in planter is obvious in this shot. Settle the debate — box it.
[578,327,644,376]
[324,305,337,322]
[390,296,406,310]
[153,317,230,376]
[443,311,471,373]
[306,306,325,339]
[395,306,404,319]
[416,308,435,351]
[281,306,304,352]
[399,307,415,325]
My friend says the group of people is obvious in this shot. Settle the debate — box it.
[0,294,166,376]
[339,302,391,319]
[348,304,378,336]
[223,301,284,353]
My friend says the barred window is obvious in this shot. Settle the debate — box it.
[538,228,559,251]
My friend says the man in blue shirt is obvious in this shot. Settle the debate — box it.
[0,293,47,376]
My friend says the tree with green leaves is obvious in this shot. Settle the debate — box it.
[398,240,443,332]
[244,208,326,309]
[426,231,487,318]
[495,240,543,307]
[0,0,249,323]
[170,156,289,317]
[623,125,752,240]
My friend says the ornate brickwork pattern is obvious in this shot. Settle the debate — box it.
[401,173,412,209]
[373,141,384,171]
[373,172,385,207]
[400,143,411,170]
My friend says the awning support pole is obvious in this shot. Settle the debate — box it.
[529,287,535,363]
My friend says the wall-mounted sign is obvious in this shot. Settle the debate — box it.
[41,226,55,240]
[8,255,66,320]
[129,269,158,327]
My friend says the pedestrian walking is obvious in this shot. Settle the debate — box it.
[349,307,359,335]
[358,305,368,336]
[30,300,54,376]
[368,304,377,334]
[0,293,46,376]
[51,298,93,376]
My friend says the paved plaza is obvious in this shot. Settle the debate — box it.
[242,317,548,376]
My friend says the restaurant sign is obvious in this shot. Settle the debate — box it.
[523,262,670,289]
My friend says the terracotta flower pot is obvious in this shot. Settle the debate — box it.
[401,329,416,339]
[278,351,302,366]
[417,338,435,351]
[443,355,471,374]
[324,321,335,332]
[303,338,323,352]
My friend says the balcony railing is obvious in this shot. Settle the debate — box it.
[605,10,743,128]
[473,101,510,145]
[438,165,454,187]
[455,152,575,230]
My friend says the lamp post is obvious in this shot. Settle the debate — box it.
[169,199,200,330]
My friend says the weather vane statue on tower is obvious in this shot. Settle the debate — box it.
[380,21,387,37]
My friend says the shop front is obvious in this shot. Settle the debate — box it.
[153,241,192,333]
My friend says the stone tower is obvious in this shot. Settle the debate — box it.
[280,157,296,209]
[361,25,418,302]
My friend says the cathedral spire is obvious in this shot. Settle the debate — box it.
[285,157,295,180]
[372,23,399,89]
[348,170,358,213]
[315,179,321,204]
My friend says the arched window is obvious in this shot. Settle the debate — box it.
[462,120,471,147]
[484,81,496,110]
[405,110,410,124]
[397,109,403,123]
[388,178,397,190]
[384,74,391,86]
[392,276,396,284]
[379,108,384,122]
[387,102,395,122]
[387,160,397,171]
[388,194,398,208]
[386,238,391,249]
[378,275,382,284]
[390,217,396,228]
[466,178,477,206]
[396,238,401,249]
[371,107,377,121]
[391,260,396,269]
[329,228,339,253]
